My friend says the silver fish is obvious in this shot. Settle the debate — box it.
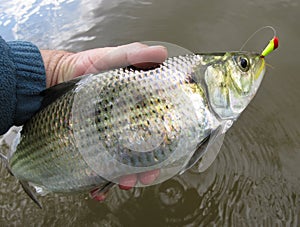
[1,51,266,207]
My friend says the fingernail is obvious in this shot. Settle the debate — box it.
[147,45,167,50]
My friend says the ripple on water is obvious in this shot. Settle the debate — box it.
[194,102,299,226]
[0,0,100,49]
[0,1,299,225]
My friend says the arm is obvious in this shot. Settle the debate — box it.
[0,36,45,135]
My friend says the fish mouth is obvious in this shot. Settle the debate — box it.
[251,59,266,99]
[255,57,266,80]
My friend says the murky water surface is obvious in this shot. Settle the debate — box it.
[0,0,299,226]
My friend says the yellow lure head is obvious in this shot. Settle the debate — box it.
[261,36,279,57]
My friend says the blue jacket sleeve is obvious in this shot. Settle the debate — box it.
[0,36,46,135]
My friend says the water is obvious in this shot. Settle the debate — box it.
[0,0,299,226]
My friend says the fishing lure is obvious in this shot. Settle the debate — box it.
[261,36,279,57]
[239,26,279,57]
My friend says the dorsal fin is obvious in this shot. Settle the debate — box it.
[40,75,85,109]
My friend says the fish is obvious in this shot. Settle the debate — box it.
[0,50,266,208]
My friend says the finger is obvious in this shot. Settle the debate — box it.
[118,174,138,190]
[73,43,167,76]
[138,169,160,185]
[95,43,168,71]
[128,45,168,69]
[72,43,147,75]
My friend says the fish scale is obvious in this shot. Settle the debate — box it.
[6,52,265,194]
[11,92,104,192]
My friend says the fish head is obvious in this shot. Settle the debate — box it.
[203,52,265,120]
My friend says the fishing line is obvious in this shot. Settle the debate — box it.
[239,26,277,51]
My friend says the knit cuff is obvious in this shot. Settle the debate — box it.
[8,41,46,126]
[0,37,17,134]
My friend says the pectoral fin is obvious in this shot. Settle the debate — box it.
[179,133,211,175]
[179,125,224,175]
[197,130,225,172]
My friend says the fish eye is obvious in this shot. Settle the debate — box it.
[236,56,250,72]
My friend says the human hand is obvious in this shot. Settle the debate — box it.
[40,43,167,200]
[40,42,168,87]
